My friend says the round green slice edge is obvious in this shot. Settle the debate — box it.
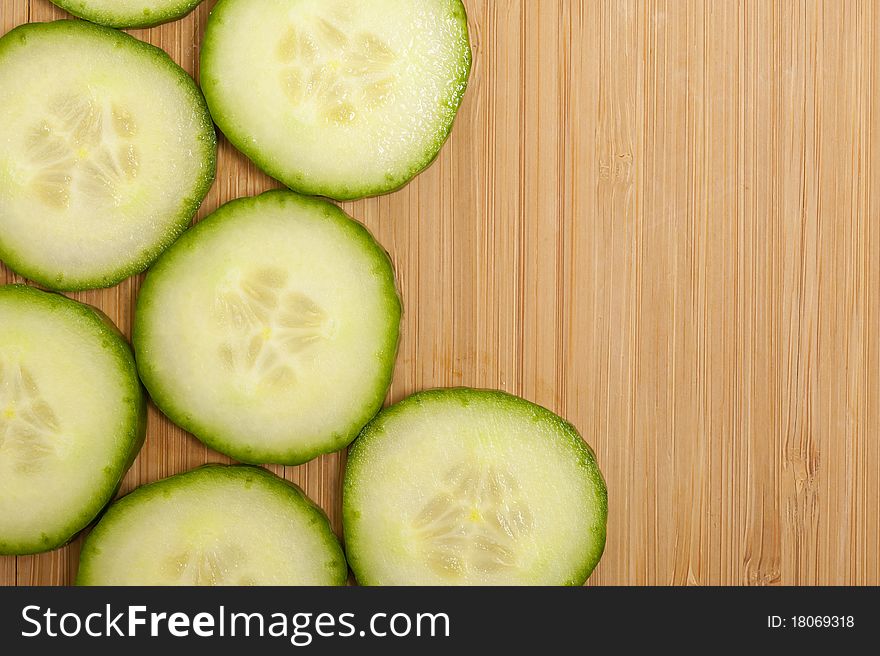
[76,465,348,585]
[49,1,205,29]
[201,0,472,200]
[0,20,216,291]
[133,190,401,465]
[343,388,608,586]
[0,285,146,555]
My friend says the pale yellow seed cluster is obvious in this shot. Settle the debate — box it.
[163,542,256,586]
[414,465,533,578]
[214,267,330,388]
[276,19,396,126]
[0,359,58,473]
[27,93,139,209]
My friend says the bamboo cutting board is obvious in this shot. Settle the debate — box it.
[2,0,879,586]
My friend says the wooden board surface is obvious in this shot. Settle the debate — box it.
[2,0,879,586]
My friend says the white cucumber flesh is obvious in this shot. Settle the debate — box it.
[201,0,471,200]
[0,20,216,291]
[77,465,347,585]
[343,389,608,586]
[0,285,146,555]
[134,190,401,465]
[49,1,206,29]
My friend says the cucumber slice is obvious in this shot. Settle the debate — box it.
[343,389,608,586]
[0,20,216,291]
[0,285,146,555]
[201,0,471,200]
[77,465,347,585]
[49,1,205,29]
[134,190,401,465]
